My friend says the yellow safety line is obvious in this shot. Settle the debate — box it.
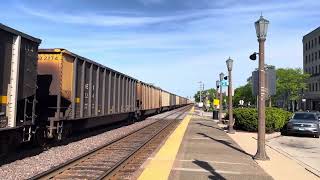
[138,107,194,180]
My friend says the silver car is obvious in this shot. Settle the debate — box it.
[283,112,319,138]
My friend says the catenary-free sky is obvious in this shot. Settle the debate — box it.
[1,0,319,99]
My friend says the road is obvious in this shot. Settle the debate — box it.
[267,135,320,177]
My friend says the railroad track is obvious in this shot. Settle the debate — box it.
[30,106,191,180]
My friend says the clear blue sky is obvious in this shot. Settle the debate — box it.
[1,0,319,98]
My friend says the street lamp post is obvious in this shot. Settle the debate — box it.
[216,80,220,101]
[219,73,224,124]
[198,81,203,104]
[226,57,235,134]
[254,15,270,160]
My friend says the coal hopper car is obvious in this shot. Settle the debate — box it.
[0,23,41,153]
[37,49,139,139]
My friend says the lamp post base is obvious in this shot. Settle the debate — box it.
[253,151,270,161]
[227,128,235,134]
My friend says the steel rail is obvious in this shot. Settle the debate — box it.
[29,105,191,180]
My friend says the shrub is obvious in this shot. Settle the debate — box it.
[226,107,292,133]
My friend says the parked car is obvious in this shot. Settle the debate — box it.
[282,112,320,138]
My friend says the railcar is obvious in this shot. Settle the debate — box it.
[37,49,139,139]
[160,90,171,112]
[136,82,161,117]
[0,24,41,152]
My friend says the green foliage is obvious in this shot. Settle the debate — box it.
[227,108,293,133]
[194,88,217,103]
[233,83,256,107]
[233,67,309,109]
[275,68,310,103]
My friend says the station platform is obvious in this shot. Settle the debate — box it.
[138,108,273,180]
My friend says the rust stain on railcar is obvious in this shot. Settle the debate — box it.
[38,51,74,102]
[38,53,62,96]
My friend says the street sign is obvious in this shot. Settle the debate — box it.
[239,100,244,105]
[214,99,219,106]
[252,67,276,96]
[221,80,228,87]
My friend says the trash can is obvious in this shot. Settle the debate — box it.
[212,110,218,119]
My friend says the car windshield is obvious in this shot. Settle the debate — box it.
[293,113,317,120]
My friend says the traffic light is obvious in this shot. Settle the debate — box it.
[224,76,228,80]
[250,52,257,60]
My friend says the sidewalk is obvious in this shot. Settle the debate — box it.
[219,126,319,180]
[138,109,272,179]
[168,113,272,179]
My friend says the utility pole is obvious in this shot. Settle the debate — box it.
[219,73,224,124]
[198,81,203,103]
[226,57,235,134]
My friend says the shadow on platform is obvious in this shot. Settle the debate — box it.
[196,122,225,131]
[197,132,253,157]
[193,159,226,180]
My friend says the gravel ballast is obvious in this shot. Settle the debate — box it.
[0,118,161,180]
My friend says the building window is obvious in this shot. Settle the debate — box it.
[312,66,314,74]
[309,54,311,62]
[306,43,308,51]
[312,40,314,48]
[313,83,315,91]
[316,53,318,60]
[316,66,318,74]
[309,84,312,91]
[305,56,308,64]
[312,53,314,62]
[309,41,311,49]
[316,83,318,91]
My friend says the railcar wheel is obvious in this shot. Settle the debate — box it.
[0,135,10,155]
[33,128,47,146]
[56,127,72,141]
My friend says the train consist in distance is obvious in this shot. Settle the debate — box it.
[0,24,190,154]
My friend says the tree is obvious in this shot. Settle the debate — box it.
[275,68,309,111]
[194,88,217,103]
[233,83,256,107]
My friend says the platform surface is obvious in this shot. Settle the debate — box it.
[139,109,273,180]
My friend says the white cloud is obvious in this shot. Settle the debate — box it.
[17,0,320,28]
[18,5,208,27]
[13,0,320,97]
[138,0,165,5]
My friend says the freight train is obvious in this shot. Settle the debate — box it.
[0,24,191,154]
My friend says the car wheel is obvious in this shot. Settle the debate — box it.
[280,128,288,136]
[315,134,319,138]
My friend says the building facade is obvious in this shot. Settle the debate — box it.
[303,27,320,111]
